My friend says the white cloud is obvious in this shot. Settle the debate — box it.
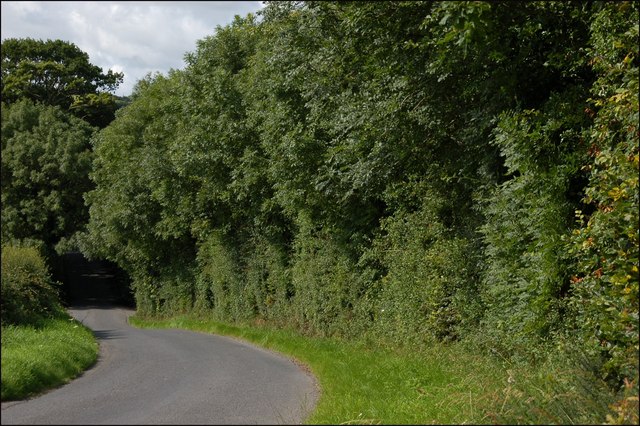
[3,1,41,15]
[1,1,264,95]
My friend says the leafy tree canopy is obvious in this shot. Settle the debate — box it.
[1,38,123,127]
[1,99,95,257]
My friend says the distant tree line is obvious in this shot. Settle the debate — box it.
[1,1,637,419]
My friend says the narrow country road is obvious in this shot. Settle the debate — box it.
[2,253,318,424]
[0,304,319,424]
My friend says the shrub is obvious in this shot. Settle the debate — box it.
[367,192,480,347]
[1,245,63,325]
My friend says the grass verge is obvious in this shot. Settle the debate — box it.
[130,314,615,425]
[1,314,99,401]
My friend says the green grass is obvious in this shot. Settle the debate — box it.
[3,309,613,423]
[1,315,99,401]
[129,314,520,424]
[130,314,619,424]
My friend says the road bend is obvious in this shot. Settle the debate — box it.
[1,304,319,425]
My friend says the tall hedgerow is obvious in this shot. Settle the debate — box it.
[567,2,639,419]
[82,4,638,421]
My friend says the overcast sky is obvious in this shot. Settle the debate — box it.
[1,1,265,96]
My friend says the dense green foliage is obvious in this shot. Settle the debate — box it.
[81,1,638,422]
[1,39,123,290]
[567,4,639,418]
[1,100,95,259]
[1,38,123,128]
[1,245,64,325]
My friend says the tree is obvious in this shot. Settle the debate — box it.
[81,72,198,313]
[1,38,123,127]
[1,99,95,257]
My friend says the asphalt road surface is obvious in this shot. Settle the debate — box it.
[1,304,319,425]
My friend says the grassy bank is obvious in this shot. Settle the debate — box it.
[130,314,616,424]
[1,315,99,401]
[1,308,616,422]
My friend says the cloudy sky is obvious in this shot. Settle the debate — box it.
[1,1,265,96]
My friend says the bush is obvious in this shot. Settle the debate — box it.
[366,192,481,347]
[1,245,64,325]
[566,0,639,394]
[243,234,292,322]
[194,231,247,321]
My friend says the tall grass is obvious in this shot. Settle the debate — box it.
[130,314,619,424]
[1,315,98,400]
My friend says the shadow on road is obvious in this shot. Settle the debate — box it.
[91,329,126,340]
